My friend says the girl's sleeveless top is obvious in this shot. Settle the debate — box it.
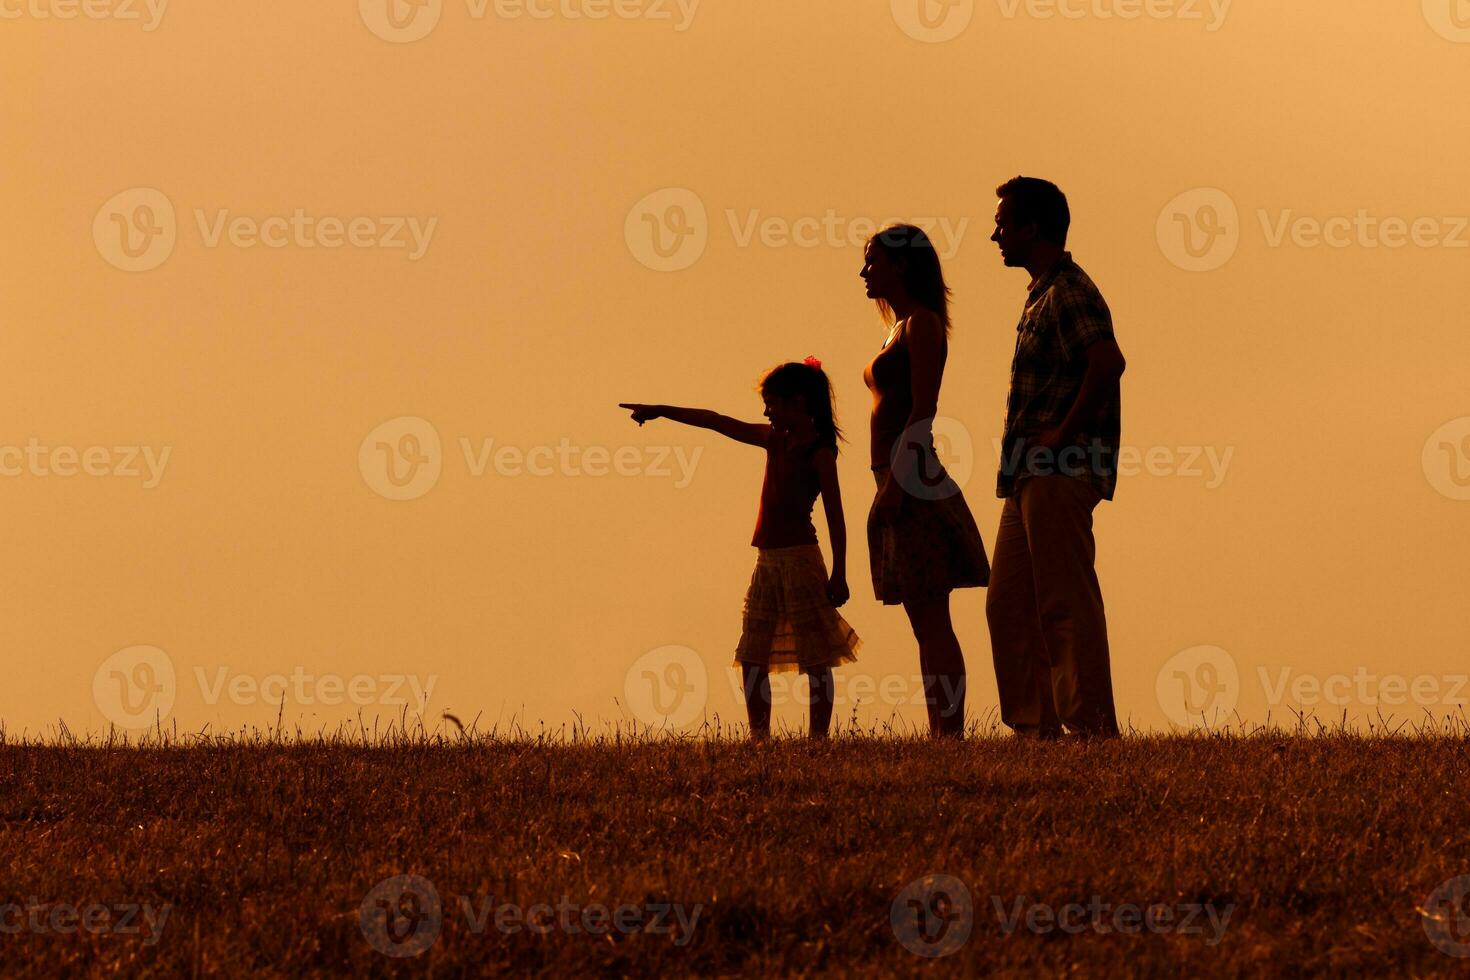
[750,432,821,549]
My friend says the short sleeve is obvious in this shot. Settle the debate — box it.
[1054,276,1114,362]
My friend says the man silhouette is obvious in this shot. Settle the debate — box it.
[987,177,1125,739]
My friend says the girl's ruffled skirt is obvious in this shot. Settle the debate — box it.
[735,544,861,673]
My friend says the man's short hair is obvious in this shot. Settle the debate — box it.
[996,176,1070,247]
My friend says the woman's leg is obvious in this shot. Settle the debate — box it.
[903,595,967,738]
[802,667,835,739]
[741,663,772,741]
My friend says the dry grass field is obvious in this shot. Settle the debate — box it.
[2,720,1469,977]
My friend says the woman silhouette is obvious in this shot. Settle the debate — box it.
[861,224,990,738]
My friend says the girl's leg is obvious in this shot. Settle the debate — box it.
[903,595,967,738]
[803,667,835,739]
[741,663,772,741]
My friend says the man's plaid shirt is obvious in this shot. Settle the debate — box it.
[996,252,1122,501]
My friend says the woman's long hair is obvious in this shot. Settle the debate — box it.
[869,223,952,335]
[758,361,843,455]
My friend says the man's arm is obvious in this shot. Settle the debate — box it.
[1052,339,1125,444]
[1036,276,1124,449]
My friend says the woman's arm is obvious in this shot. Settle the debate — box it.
[814,447,849,607]
[619,403,770,448]
[877,311,945,515]
[903,310,945,435]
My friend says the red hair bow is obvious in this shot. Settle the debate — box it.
[803,355,822,370]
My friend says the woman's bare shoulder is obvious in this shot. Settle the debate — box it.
[904,309,946,349]
[906,308,944,336]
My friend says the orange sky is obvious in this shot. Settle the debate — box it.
[3,1,1468,737]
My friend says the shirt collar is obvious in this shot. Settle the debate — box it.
[1027,250,1074,297]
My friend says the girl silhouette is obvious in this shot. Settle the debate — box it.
[621,359,860,740]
